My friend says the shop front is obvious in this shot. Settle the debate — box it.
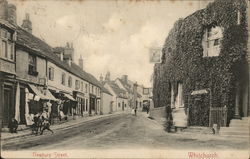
[24,84,58,126]
[73,91,85,116]
[0,73,16,128]
[89,94,97,115]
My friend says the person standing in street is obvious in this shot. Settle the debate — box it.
[134,106,137,116]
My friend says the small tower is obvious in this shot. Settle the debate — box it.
[79,55,84,70]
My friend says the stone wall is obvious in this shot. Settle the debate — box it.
[149,106,166,125]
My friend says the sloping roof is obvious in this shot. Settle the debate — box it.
[16,26,101,88]
[106,81,127,98]
[100,85,112,96]
[53,47,64,53]
[117,78,142,98]
[117,78,133,93]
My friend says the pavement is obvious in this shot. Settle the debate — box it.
[1,111,125,141]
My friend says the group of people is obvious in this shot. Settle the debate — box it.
[31,108,54,135]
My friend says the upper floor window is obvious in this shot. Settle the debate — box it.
[75,80,80,90]
[61,73,66,85]
[91,85,94,93]
[28,54,38,76]
[81,82,83,92]
[143,88,149,95]
[48,67,54,81]
[85,83,88,93]
[68,76,72,87]
[1,28,14,61]
[203,26,223,57]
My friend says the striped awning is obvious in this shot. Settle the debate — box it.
[28,84,58,101]
[63,93,76,101]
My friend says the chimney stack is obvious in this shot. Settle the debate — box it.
[99,74,103,84]
[7,4,17,25]
[79,55,84,70]
[64,42,74,62]
[121,75,128,84]
[22,13,32,33]
[105,71,111,82]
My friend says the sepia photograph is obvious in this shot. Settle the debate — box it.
[0,0,249,158]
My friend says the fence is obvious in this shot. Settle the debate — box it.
[209,106,228,127]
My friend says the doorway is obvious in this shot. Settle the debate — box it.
[3,86,14,127]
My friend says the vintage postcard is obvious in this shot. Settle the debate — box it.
[0,0,249,158]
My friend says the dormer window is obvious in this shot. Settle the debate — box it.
[202,26,223,57]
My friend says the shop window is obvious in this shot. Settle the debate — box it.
[202,26,223,57]
[61,73,66,85]
[28,54,38,76]
[48,67,54,81]
[68,76,72,87]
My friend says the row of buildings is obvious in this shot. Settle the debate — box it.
[152,0,249,128]
[0,0,151,128]
[99,72,152,114]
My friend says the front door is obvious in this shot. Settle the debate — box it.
[20,88,26,124]
[122,101,124,111]
[3,87,14,127]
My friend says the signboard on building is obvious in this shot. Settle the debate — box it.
[191,89,208,95]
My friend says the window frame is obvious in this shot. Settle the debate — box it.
[61,72,66,85]
[48,67,54,81]
[1,28,14,61]
[68,76,72,87]
[203,26,223,57]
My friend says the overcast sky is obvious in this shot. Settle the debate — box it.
[10,0,203,87]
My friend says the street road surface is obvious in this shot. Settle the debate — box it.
[2,113,248,150]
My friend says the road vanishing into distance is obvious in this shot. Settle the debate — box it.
[2,113,248,151]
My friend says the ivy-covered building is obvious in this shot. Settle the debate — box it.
[153,0,249,127]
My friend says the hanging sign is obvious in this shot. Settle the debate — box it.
[149,47,162,63]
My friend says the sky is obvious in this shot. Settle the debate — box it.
[9,0,204,87]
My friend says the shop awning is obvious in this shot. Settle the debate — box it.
[28,84,58,101]
[63,93,76,101]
